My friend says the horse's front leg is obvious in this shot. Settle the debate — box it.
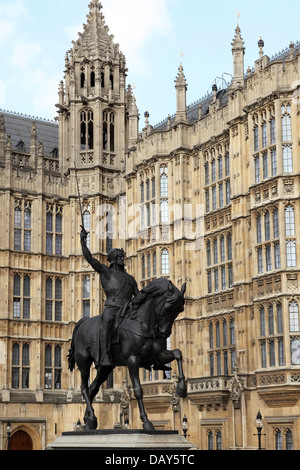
[127,355,155,431]
[156,348,187,398]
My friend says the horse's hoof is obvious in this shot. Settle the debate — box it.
[84,416,98,431]
[143,420,155,432]
[176,381,187,398]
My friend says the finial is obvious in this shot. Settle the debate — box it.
[258,36,264,58]
[237,10,240,26]
[180,50,184,66]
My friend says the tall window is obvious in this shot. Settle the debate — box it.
[13,274,31,319]
[209,319,235,376]
[160,165,169,224]
[254,126,259,152]
[255,156,260,183]
[12,343,30,389]
[262,122,267,148]
[106,209,113,254]
[46,205,63,255]
[90,71,95,87]
[44,345,62,389]
[283,145,293,173]
[160,165,168,197]
[259,303,285,367]
[45,277,63,322]
[14,200,32,251]
[289,301,299,332]
[270,117,276,144]
[271,148,277,176]
[286,241,296,267]
[103,110,115,153]
[285,205,295,236]
[83,275,91,317]
[161,249,170,276]
[275,428,293,450]
[80,109,94,150]
[83,204,91,249]
[281,103,292,141]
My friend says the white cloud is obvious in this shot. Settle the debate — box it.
[9,40,42,70]
[0,0,29,44]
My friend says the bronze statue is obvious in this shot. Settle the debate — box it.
[68,229,187,431]
[80,227,139,366]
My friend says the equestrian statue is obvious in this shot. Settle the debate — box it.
[68,226,187,431]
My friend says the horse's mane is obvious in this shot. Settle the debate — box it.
[130,278,171,317]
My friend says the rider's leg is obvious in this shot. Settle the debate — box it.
[99,313,115,366]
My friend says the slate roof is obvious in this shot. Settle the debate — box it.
[154,87,229,132]
[0,110,58,157]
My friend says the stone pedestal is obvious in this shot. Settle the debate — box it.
[47,430,196,451]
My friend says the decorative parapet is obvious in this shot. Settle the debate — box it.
[188,376,232,411]
[255,369,300,407]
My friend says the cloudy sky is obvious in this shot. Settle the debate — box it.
[1,0,300,126]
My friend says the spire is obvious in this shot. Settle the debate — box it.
[231,22,245,88]
[174,64,188,123]
[70,0,122,63]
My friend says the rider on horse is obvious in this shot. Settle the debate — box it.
[80,227,139,366]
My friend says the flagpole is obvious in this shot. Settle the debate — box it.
[74,162,85,230]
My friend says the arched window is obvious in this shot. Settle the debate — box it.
[23,275,31,319]
[275,429,283,450]
[54,346,62,389]
[208,430,214,450]
[161,249,169,276]
[83,205,90,249]
[229,318,235,345]
[13,274,21,318]
[83,276,90,318]
[207,240,211,266]
[141,254,145,279]
[103,110,115,154]
[160,166,168,197]
[80,72,85,88]
[216,430,222,450]
[265,211,270,240]
[285,205,295,236]
[90,71,95,88]
[110,73,114,90]
[277,303,283,334]
[80,109,94,150]
[289,301,299,332]
[45,345,52,389]
[286,241,296,267]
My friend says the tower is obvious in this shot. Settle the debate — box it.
[57,0,129,176]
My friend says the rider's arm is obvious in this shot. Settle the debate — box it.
[80,227,110,277]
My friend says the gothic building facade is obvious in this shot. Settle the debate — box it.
[0,0,300,450]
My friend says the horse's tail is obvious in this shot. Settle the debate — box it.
[67,317,88,371]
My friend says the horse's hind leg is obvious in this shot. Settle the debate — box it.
[89,366,115,403]
[80,366,98,431]
[127,355,155,432]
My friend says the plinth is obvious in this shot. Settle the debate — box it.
[47,429,196,450]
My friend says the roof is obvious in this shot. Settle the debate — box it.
[154,88,229,131]
[0,110,58,157]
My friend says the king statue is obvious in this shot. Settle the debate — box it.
[80,226,139,367]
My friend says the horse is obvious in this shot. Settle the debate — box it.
[68,278,187,431]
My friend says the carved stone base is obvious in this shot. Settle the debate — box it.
[47,430,197,450]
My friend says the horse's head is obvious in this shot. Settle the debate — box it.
[155,279,186,339]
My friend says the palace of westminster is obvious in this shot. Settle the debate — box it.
[0,0,300,450]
